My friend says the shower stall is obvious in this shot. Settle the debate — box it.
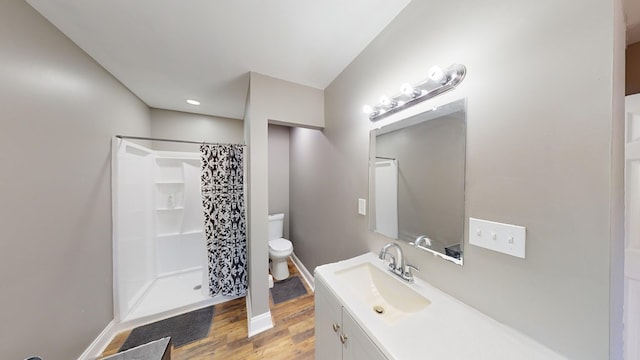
[111,138,237,324]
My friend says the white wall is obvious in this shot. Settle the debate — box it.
[290,0,622,359]
[113,141,155,321]
[0,2,151,359]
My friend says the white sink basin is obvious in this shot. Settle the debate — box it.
[334,262,430,324]
[316,253,567,359]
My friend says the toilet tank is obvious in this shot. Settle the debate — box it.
[268,213,285,240]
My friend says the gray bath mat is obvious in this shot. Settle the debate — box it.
[105,338,171,360]
[119,305,214,352]
[271,276,308,304]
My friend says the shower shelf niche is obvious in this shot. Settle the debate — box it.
[154,151,203,237]
[155,181,185,211]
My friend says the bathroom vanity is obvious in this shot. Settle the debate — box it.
[314,253,565,359]
[315,276,387,360]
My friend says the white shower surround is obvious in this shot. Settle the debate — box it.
[112,138,236,326]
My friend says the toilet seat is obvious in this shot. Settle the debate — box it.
[269,238,292,253]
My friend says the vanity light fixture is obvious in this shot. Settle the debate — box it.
[362,63,466,121]
[186,99,201,105]
[379,95,397,108]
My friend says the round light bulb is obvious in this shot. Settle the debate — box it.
[400,83,414,96]
[362,105,374,115]
[380,95,398,109]
[428,66,445,83]
[400,83,422,98]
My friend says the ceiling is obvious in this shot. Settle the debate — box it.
[26,0,412,119]
[25,1,640,120]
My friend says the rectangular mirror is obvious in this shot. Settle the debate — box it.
[369,99,466,265]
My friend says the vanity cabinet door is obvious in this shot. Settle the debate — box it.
[315,279,343,360]
[341,309,387,360]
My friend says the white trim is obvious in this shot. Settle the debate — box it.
[248,312,274,337]
[111,137,122,322]
[156,265,203,279]
[76,320,116,360]
[122,278,154,321]
[245,289,273,337]
[291,252,314,291]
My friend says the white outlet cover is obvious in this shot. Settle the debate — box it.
[358,198,367,216]
[469,217,526,258]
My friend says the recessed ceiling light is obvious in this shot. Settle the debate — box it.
[186,99,200,105]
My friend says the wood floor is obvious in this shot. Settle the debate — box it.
[101,260,315,359]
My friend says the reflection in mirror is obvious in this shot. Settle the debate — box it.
[369,99,466,265]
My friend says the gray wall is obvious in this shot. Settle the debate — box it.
[149,108,243,151]
[268,124,290,239]
[245,72,323,326]
[0,2,151,359]
[290,0,621,359]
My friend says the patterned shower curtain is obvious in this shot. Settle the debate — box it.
[200,144,247,297]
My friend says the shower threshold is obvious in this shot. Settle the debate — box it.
[121,270,239,327]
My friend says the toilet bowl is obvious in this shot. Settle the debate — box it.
[268,213,293,280]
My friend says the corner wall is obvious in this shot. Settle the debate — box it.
[290,0,620,358]
[0,2,151,359]
[244,72,323,334]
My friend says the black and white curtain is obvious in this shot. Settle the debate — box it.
[200,144,247,297]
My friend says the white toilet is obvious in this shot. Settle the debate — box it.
[268,213,293,280]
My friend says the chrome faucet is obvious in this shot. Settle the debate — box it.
[410,235,431,248]
[379,243,403,272]
[378,242,419,283]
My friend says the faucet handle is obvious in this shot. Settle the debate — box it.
[386,254,397,270]
[405,264,419,276]
[379,250,396,269]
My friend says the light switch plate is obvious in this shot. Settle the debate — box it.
[469,217,526,258]
[358,198,367,216]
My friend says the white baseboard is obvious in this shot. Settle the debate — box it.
[245,289,273,337]
[291,252,314,292]
[77,320,116,360]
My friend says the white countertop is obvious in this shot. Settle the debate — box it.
[315,252,566,360]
